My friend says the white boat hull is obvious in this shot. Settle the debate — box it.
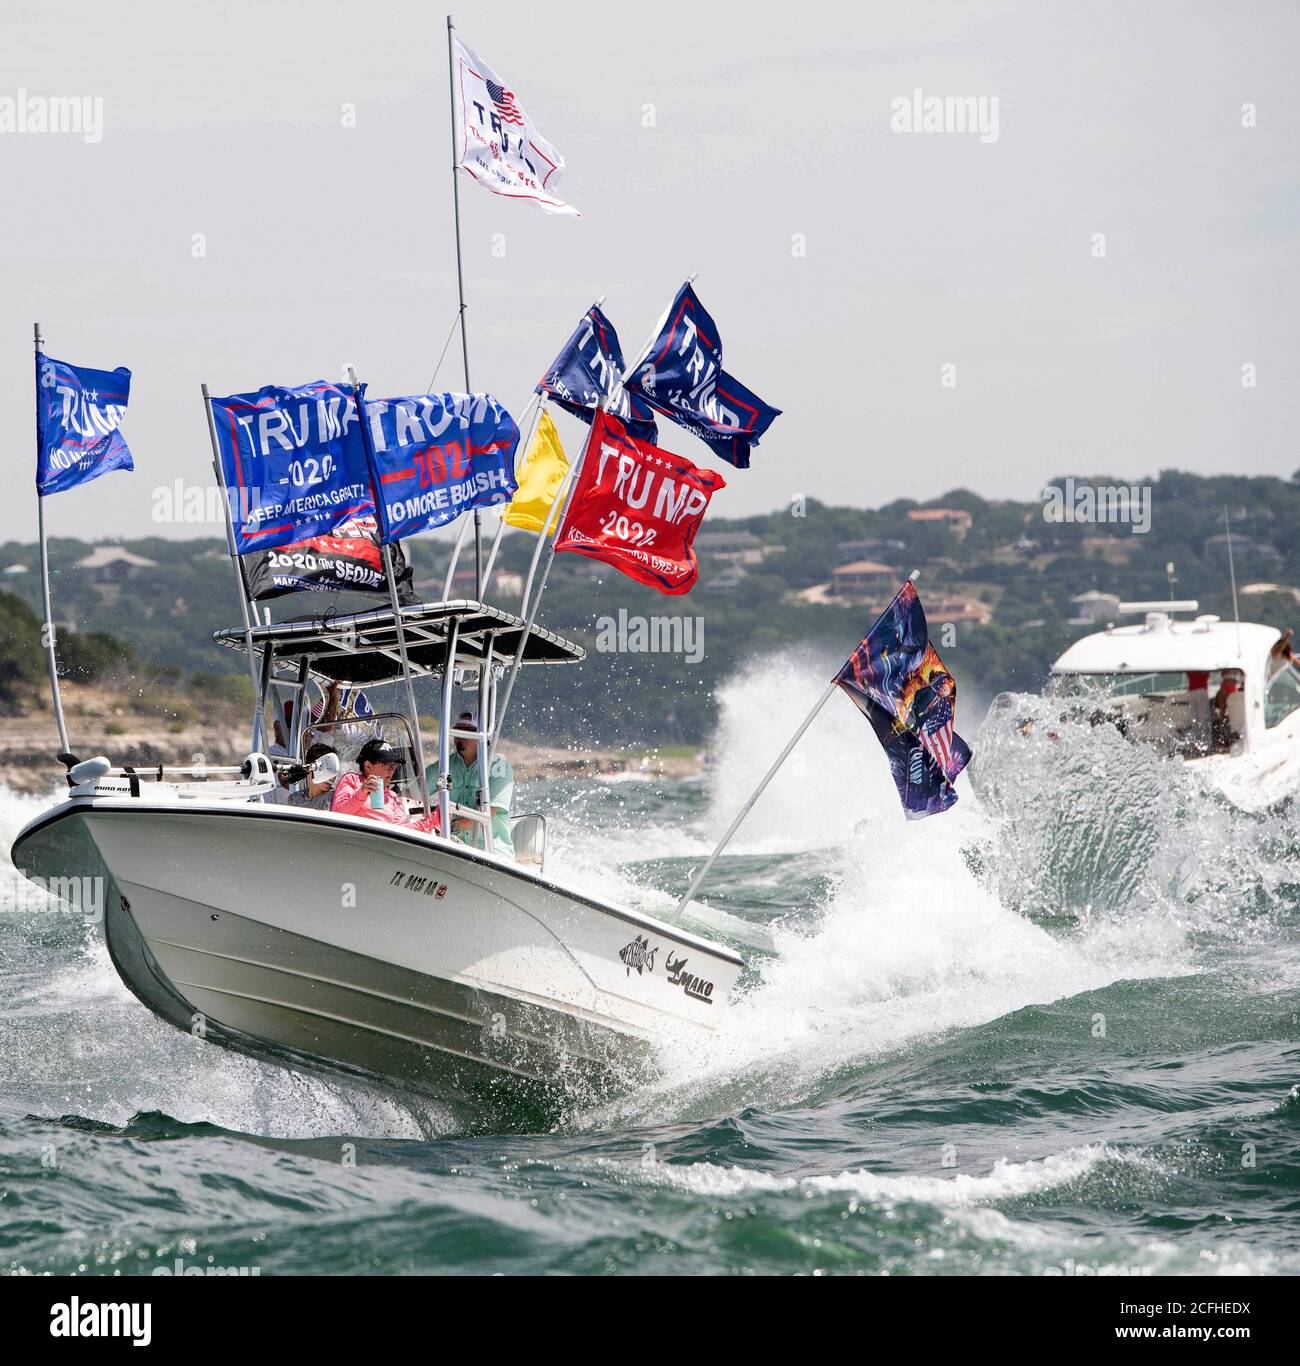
[12,799,744,1124]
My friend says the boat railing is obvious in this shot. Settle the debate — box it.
[65,753,278,801]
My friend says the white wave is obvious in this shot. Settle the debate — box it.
[603,1142,1125,1204]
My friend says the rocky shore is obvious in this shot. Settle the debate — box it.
[0,687,702,794]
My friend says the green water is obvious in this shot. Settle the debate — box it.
[2,662,1297,1276]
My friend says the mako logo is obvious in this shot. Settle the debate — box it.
[50,1297,151,1346]
[665,953,714,1004]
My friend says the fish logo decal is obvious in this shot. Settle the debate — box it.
[619,934,658,976]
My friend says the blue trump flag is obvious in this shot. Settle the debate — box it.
[359,391,520,544]
[537,305,658,443]
[835,580,972,819]
[624,283,780,469]
[36,355,134,495]
[208,381,376,555]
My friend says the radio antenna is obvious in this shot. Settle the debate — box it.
[1224,510,1242,655]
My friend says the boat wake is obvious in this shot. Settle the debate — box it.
[568,656,1300,1129]
[3,656,1297,1143]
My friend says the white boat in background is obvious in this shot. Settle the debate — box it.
[1047,600,1300,812]
[11,600,744,1126]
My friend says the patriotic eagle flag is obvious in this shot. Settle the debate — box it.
[450,35,579,216]
[835,580,972,819]
[36,354,134,496]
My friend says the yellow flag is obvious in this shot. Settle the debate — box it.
[501,409,570,535]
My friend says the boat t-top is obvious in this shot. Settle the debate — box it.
[12,595,745,1124]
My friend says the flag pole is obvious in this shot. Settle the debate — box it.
[613,271,698,409]
[440,389,542,600]
[517,427,570,617]
[480,390,544,599]
[670,679,840,924]
[488,418,596,756]
[510,289,605,614]
[491,278,685,751]
[350,367,432,818]
[202,383,267,752]
[674,570,923,920]
[445,12,482,600]
[440,514,473,599]
[33,323,71,757]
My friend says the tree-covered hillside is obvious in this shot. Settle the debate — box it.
[3,470,1297,746]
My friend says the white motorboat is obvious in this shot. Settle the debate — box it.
[11,599,744,1126]
[1046,600,1300,812]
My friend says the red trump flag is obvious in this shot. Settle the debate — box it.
[554,410,726,594]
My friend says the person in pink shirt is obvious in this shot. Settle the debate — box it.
[331,738,440,834]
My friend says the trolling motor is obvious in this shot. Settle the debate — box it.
[274,751,343,786]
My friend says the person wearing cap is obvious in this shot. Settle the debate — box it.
[424,710,514,857]
[268,681,343,804]
[331,737,440,833]
[288,742,340,812]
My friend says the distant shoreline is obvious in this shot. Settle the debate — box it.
[0,711,703,795]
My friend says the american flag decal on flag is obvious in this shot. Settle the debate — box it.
[450,33,579,215]
[485,78,524,126]
[834,580,972,818]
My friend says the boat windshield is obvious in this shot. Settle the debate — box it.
[1048,669,1245,757]
[1265,663,1300,729]
[1050,671,1190,700]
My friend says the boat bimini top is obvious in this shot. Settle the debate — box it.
[213,598,585,685]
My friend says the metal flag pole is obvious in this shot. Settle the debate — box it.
[384,542,432,818]
[516,461,570,616]
[488,416,598,756]
[672,570,917,922]
[491,285,666,759]
[201,383,266,750]
[349,367,432,817]
[475,630,496,850]
[33,323,71,756]
[445,12,482,600]
[440,514,473,599]
[671,679,840,923]
[479,390,544,599]
[1224,509,1242,657]
[610,272,697,414]
[440,389,542,600]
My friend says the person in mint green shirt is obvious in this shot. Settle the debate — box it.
[425,710,514,857]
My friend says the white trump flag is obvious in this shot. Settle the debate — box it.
[450,36,579,217]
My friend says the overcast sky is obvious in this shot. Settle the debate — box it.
[2,0,1297,545]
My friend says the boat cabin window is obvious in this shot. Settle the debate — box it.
[1265,664,1300,729]
[1050,671,1188,700]
[1049,670,1245,757]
